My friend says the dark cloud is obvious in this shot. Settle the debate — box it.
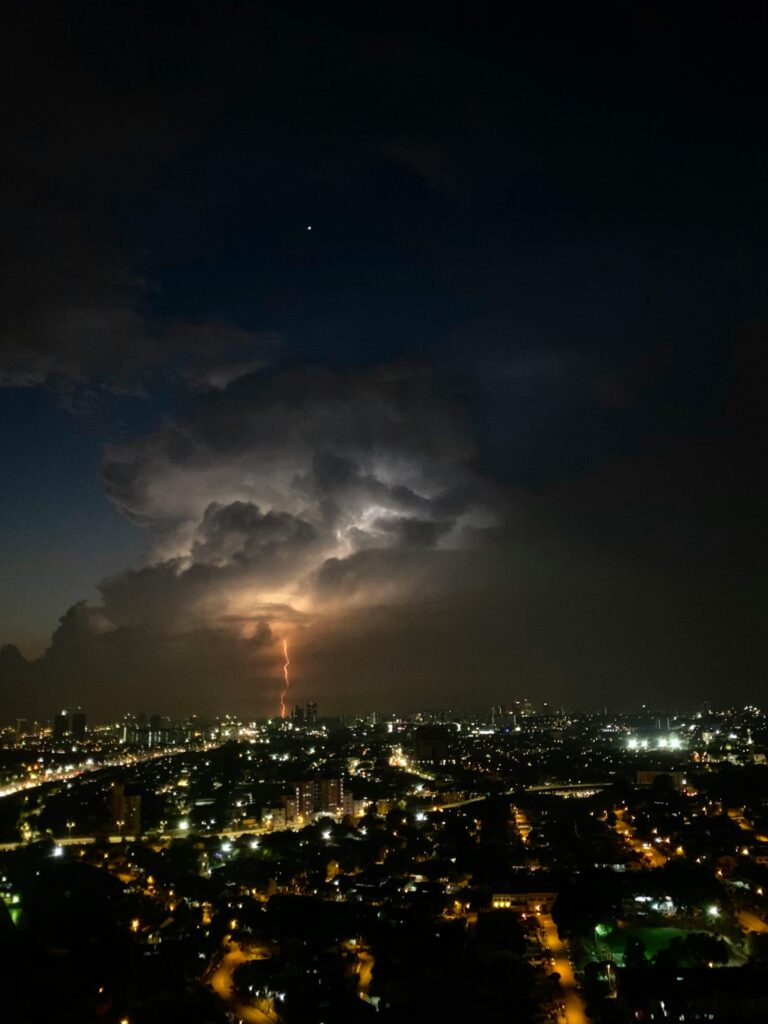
[100,363,484,544]
[97,363,493,622]
[0,362,500,715]
[191,501,318,567]
[10,606,278,719]
[1,2,766,717]
[3,349,764,716]
[371,516,451,548]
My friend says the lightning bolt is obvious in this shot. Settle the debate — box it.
[279,637,290,719]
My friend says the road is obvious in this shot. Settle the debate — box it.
[0,742,221,800]
[430,794,487,811]
[356,950,374,998]
[614,810,667,868]
[207,939,275,1024]
[538,913,590,1024]
[0,818,303,852]
[727,808,768,844]
[739,909,768,934]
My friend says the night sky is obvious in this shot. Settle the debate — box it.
[1,1,766,718]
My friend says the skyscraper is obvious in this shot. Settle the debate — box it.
[71,709,87,741]
[53,710,69,741]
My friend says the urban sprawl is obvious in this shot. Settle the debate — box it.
[1,702,767,1023]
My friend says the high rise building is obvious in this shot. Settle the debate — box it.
[111,782,142,835]
[413,725,454,763]
[286,776,344,820]
[318,777,344,814]
[296,780,316,819]
[53,710,69,741]
[514,698,535,718]
[71,709,87,741]
[121,713,188,747]
[305,702,318,725]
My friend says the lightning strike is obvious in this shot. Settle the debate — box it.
[280,637,291,718]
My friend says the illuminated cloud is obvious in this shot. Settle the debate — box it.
[0,362,502,716]
[98,363,495,630]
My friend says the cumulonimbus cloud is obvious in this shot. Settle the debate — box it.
[0,362,502,717]
[98,362,497,628]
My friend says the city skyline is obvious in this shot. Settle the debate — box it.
[2,7,767,1023]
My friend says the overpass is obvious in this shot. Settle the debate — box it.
[524,781,613,796]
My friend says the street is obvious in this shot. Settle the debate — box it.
[614,810,667,868]
[207,938,275,1024]
[538,912,590,1024]
[739,909,768,934]
[356,949,374,998]
[0,742,221,801]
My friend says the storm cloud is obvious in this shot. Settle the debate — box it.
[2,350,762,719]
[2,3,764,719]
[1,362,507,717]
[99,362,494,598]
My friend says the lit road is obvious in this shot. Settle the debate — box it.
[614,810,667,868]
[515,805,532,844]
[728,809,752,832]
[430,795,487,811]
[538,913,590,1024]
[207,939,275,1024]
[727,808,768,844]
[0,819,308,852]
[0,742,221,800]
[356,949,374,998]
[739,909,768,934]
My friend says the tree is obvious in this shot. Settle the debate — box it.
[747,932,768,963]
[680,932,728,967]
[652,933,729,969]
[551,871,621,938]
[624,935,647,968]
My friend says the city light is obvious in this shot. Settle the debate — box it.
[0,700,764,1020]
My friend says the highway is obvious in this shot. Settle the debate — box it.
[538,912,590,1024]
[0,742,220,800]
[0,820,291,852]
